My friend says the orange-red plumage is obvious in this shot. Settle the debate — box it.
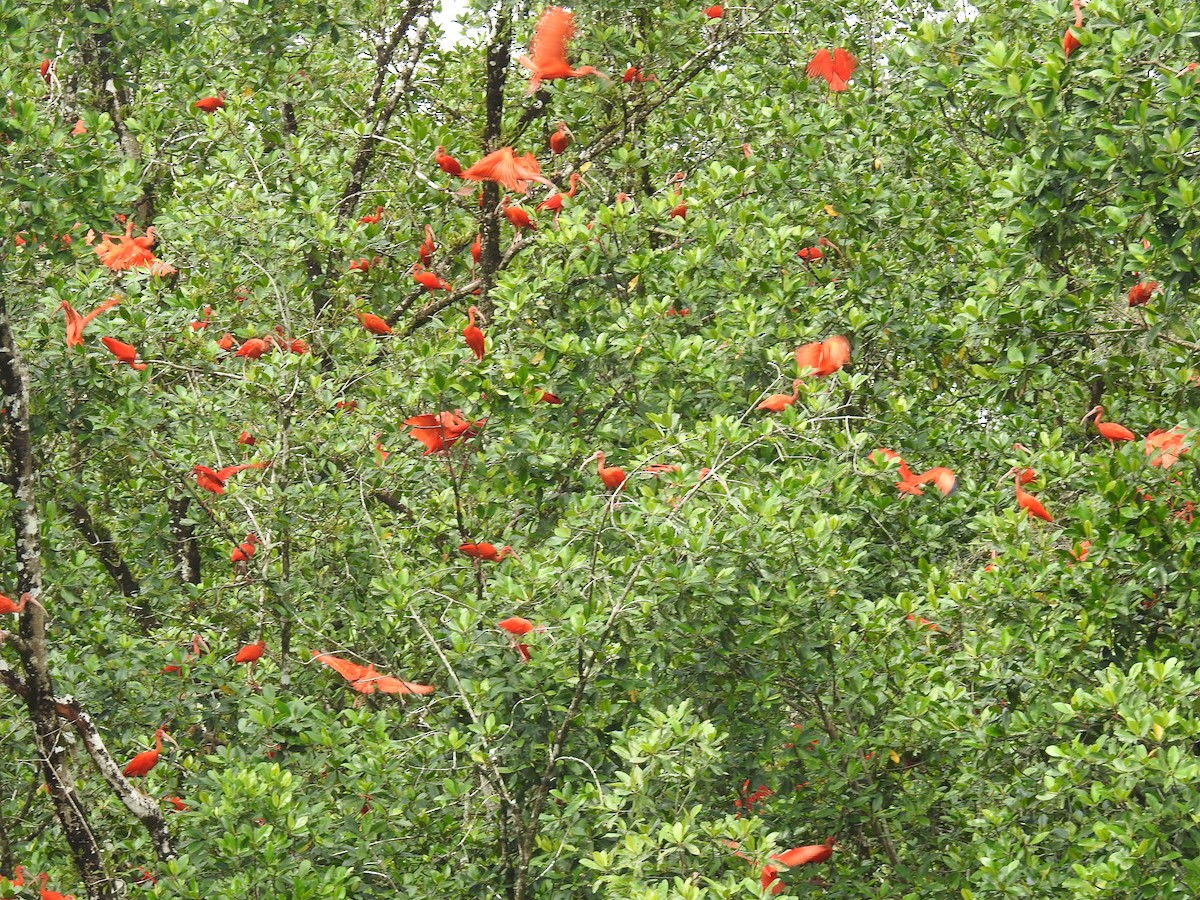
[193,461,268,495]
[758,379,801,413]
[59,296,121,348]
[404,411,486,454]
[589,451,626,491]
[549,121,572,155]
[460,542,517,562]
[235,640,266,665]
[806,48,858,91]
[122,727,168,778]
[101,336,147,371]
[355,312,392,335]
[463,306,486,360]
[311,651,434,695]
[794,335,851,377]
[1083,405,1135,443]
[194,92,225,112]
[459,147,553,194]
[518,6,605,93]
[435,146,463,177]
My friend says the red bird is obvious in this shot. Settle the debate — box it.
[0,593,40,615]
[538,390,562,404]
[235,640,266,665]
[463,306,486,360]
[459,147,553,194]
[1146,428,1186,469]
[36,871,75,900]
[549,121,573,155]
[806,48,858,91]
[1128,280,1158,307]
[230,533,258,572]
[404,410,486,454]
[536,173,583,215]
[3,865,25,886]
[758,379,801,413]
[100,336,147,371]
[518,6,605,93]
[311,651,434,695]
[705,5,723,18]
[1009,469,1053,522]
[460,542,517,562]
[355,311,393,335]
[347,257,378,273]
[358,206,385,225]
[122,726,170,778]
[163,795,189,812]
[794,335,851,378]
[1063,0,1084,57]
[59,296,121,348]
[235,338,270,360]
[470,235,482,265]
[39,59,51,83]
[502,197,537,230]
[193,461,269,495]
[413,264,452,292]
[669,199,687,220]
[586,450,626,491]
[194,92,226,113]
[622,66,655,83]
[796,246,824,261]
[418,225,437,266]
[498,617,543,662]
[435,146,463,177]
[760,838,836,895]
[1082,405,1135,442]
[238,430,256,446]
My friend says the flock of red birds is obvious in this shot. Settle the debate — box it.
[13,3,1166,894]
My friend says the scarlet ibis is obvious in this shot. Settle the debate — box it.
[230,534,257,573]
[1082,405,1135,442]
[795,335,850,378]
[347,257,377,273]
[39,59,51,83]
[760,838,836,895]
[235,338,270,359]
[538,390,562,404]
[194,92,225,112]
[706,5,723,18]
[122,726,171,777]
[435,146,463,177]
[217,332,235,351]
[100,336,147,371]
[463,306,486,360]
[806,48,858,91]
[358,206,385,224]
[0,593,40,615]
[71,118,87,135]
[404,411,486,454]
[549,121,572,155]
[1063,0,1084,57]
[3,865,25,886]
[585,451,626,491]
[162,795,189,812]
[502,197,537,230]
[311,651,434,695]
[238,430,256,446]
[192,461,269,495]
[417,224,437,266]
[59,296,121,347]
[796,246,824,261]
[235,640,266,665]
[1008,469,1053,522]
[470,235,482,265]
[1128,280,1158,307]
[498,617,543,661]
[460,542,517,561]
[758,379,801,412]
[459,147,553,194]
[355,312,392,335]
[537,173,583,215]
[413,264,452,291]
[622,66,655,83]
[36,871,75,900]
[669,197,687,219]
[1146,428,1186,468]
[518,6,605,93]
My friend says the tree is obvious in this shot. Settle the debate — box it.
[4,0,1200,897]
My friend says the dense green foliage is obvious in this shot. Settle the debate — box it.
[4,0,1200,897]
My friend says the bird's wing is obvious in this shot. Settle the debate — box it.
[311,651,371,683]
[371,675,436,695]
[771,844,827,867]
[529,6,575,69]
[831,48,858,82]
[821,335,851,372]
[794,340,823,374]
[805,48,835,82]
[405,415,450,452]
[215,461,267,480]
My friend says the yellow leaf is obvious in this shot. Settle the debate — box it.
[628,275,639,290]
[889,749,901,764]
[219,684,235,695]
[530,350,545,365]
[1153,723,1165,741]
[929,376,939,390]
[628,689,639,702]
[872,158,882,170]
[242,87,254,98]
[579,161,593,174]
[824,204,840,217]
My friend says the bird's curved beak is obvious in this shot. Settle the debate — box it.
[578,452,598,473]
[996,466,1018,486]
[1080,406,1100,423]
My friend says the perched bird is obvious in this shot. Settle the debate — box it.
[100,336,147,371]
[413,264,452,291]
[238,430,256,446]
[435,146,463,177]
[230,534,258,574]
[59,296,121,347]
[794,335,851,377]
[358,206,385,225]
[1063,0,1084,57]
[404,410,486,454]
[1082,405,1135,442]
[1128,280,1159,307]
[194,92,225,112]
[234,640,266,665]
[39,58,52,83]
[586,450,626,491]
[192,461,269,495]
[470,235,482,265]
[706,5,723,18]
[122,726,170,777]
[347,257,378,273]
[311,651,434,695]
[36,871,75,900]
[217,332,235,351]
[459,147,553,194]
[355,311,393,335]
[498,617,544,662]
[758,379,801,412]
[1009,469,1053,522]
[537,173,583,215]
[538,390,562,404]
[463,306,486,360]
[796,246,824,261]
[460,542,517,562]
[549,121,573,155]
[502,197,537,230]
[806,48,858,91]
[622,66,655,83]
[518,6,606,93]
[0,593,40,615]
[418,225,438,267]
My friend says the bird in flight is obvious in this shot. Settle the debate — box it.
[518,6,606,93]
